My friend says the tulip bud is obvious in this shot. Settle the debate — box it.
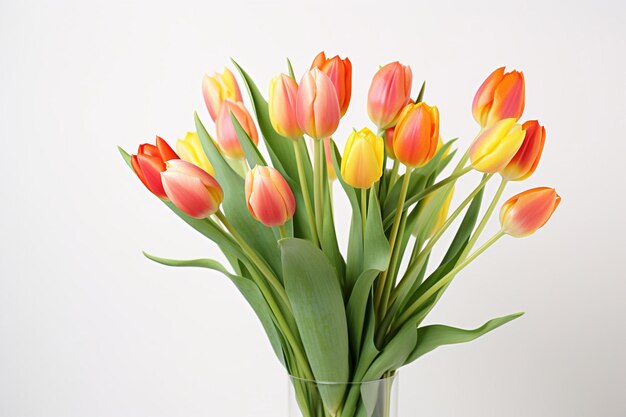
[131,136,179,199]
[161,159,224,219]
[340,127,384,189]
[245,166,296,227]
[367,62,413,129]
[500,187,561,238]
[392,102,440,168]
[268,74,302,140]
[215,99,259,159]
[176,132,215,176]
[414,186,455,240]
[295,68,341,139]
[385,127,396,160]
[473,67,525,128]
[324,138,337,181]
[310,51,352,116]
[470,118,526,173]
[500,120,546,181]
[202,68,243,121]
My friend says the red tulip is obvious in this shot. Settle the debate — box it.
[500,120,546,181]
[131,136,179,198]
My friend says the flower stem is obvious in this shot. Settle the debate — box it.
[293,139,319,246]
[278,224,287,239]
[313,138,324,240]
[361,187,367,234]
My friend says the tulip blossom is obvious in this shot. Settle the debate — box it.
[392,102,440,168]
[385,127,396,160]
[414,186,455,240]
[500,120,546,181]
[131,136,179,199]
[245,166,296,227]
[367,62,413,129]
[215,99,259,159]
[176,132,215,176]
[473,67,525,128]
[161,159,224,219]
[202,68,243,121]
[340,128,384,189]
[295,68,341,139]
[500,187,561,237]
[268,74,302,139]
[324,138,337,181]
[470,118,526,173]
[310,51,352,116]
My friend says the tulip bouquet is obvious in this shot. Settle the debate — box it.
[119,53,560,417]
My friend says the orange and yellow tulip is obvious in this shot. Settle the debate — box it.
[340,128,384,189]
[384,126,396,160]
[176,132,215,176]
[473,67,525,128]
[131,136,179,199]
[215,99,259,159]
[500,187,561,237]
[310,51,352,116]
[202,68,243,122]
[500,120,546,181]
[392,102,440,168]
[161,159,224,219]
[268,74,302,140]
[245,166,296,227]
[367,62,412,129]
[295,68,341,139]
[470,118,525,173]
[414,186,455,240]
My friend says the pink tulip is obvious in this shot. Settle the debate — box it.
[215,99,259,159]
[367,62,413,129]
[295,68,341,139]
[245,166,296,227]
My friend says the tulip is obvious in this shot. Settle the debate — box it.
[500,187,561,237]
[268,74,302,139]
[245,166,296,227]
[202,68,243,121]
[392,102,440,168]
[215,99,259,159]
[131,136,179,199]
[161,159,224,219]
[500,120,546,181]
[367,62,413,129]
[470,118,526,173]
[414,186,455,240]
[310,51,352,116]
[324,138,337,181]
[176,132,215,176]
[473,67,525,128]
[295,68,341,139]
[340,128,384,189]
[385,127,396,160]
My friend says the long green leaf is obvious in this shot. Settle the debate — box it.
[363,320,417,380]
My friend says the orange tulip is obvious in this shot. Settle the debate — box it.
[385,126,396,160]
[392,102,440,168]
[161,159,224,219]
[295,68,341,139]
[500,120,546,181]
[131,136,179,199]
[268,74,302,139]
[472,67,525,128]
[500,187,561,238]
[245,166,296,227]
[202,68,243,121]
[215,99,259,159]
[367,62,413,129]
[310,51,352,116]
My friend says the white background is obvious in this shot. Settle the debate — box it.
[1,0,625,416]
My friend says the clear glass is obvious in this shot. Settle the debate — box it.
[288,373,398,417]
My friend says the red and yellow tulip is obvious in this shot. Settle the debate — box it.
[310,51,352,117]
[176,132,215,176]
[340,128,384,189]
[245,166,296,227]
[367,62,412,129]
[500,187,561,237]
[500,120,546,181]
[131,136,179,199]
[473,67,525,128]
[202,68,243,122]
[268,74,302,140]
[215,99,259,159]
[296,68,341,139]
[470,118,525,173]
[392,102,440,168]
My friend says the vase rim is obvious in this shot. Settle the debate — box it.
[288,372,398,385]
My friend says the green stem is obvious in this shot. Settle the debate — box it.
[293,139,319,246]
[313,139,324,240]
[278,224,287,239]
[387,159,400,193]
[361,187,367,234]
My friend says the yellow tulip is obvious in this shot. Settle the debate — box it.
[340,128,384,189]
[469,118,525,173]
[176,132,215,176]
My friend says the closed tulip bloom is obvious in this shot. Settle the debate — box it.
[215,99,259,159]
[340,128,384,189]
[500,120,546,181]
[295,68,341,139]
[470,118,526,173]
[311,51,352,116]
[245,166,296,227]
[473,67,525,128]
[367,62,413,129]
[392,102,440,168]
[268,74,302,139]
[202,68,243,121]
[324,138,337,181]
[131,136,179,199]
[176,132,215,176]
[385,127,396,160]
[161,159,224,219]
[500,187,561,238]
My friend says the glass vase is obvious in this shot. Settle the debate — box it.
[288,373,398,417]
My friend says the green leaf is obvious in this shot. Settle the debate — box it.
[321,182,346,280]
[346,269,379,360]
[286,58,296,79]
[363,187,390,272]
[231,112,267,169]
[415,81,426,103]
[280,238,349,415]
[363,320,417,380]
[405,313,524,364]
